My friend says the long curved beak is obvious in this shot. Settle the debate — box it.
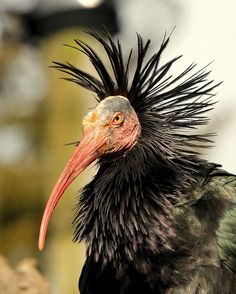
[38,129,105,251]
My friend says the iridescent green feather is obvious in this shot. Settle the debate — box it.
[217,177,236,272]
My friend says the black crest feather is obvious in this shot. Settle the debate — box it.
[52,31,220,164]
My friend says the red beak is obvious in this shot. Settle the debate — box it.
[38,129,105,251]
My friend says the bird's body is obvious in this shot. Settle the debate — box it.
[79,162,236,294]
[38,32,236,293]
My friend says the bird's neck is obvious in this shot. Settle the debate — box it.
[73,144,201,267]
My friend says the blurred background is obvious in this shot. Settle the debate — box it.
[0,0,235,293]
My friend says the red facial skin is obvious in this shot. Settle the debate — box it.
[38,96,140,251]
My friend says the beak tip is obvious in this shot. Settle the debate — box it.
[38,225,46,251]
[38,239,45,251]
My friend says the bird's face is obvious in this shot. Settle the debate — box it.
[83,95,140,157]
[38,95,140,250]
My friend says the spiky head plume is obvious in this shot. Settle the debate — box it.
[52,31,220,174]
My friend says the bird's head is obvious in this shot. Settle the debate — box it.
[82,95,140,158]
[38,95,140,251]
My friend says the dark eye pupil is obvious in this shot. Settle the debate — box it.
[115,116,119,121]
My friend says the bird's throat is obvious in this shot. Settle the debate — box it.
[72,151,176,266]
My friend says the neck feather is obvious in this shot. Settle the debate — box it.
[72,141,203,266]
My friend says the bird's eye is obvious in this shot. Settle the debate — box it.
[111,112,124,126]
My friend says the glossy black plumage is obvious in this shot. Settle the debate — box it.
[53,32,236,293]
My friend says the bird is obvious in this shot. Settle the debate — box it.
[38,31,236,293]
